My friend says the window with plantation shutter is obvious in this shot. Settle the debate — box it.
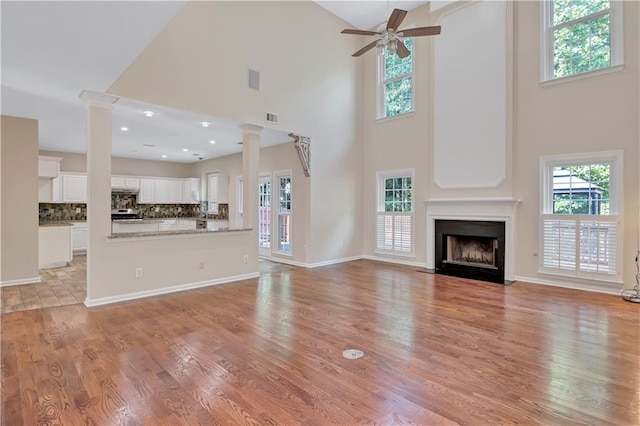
[376,170,414,257]
[540,151,622,282]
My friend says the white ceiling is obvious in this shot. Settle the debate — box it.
[1,1,427,163]
[314,1,429,30]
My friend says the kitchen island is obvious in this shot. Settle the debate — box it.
[39,221,72,268]
[108,227,250,240]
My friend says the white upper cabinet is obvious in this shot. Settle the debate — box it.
[38,156,61,178]
[138,179,155,204]
[182,178,200,204]
[168,180,182,203]
[111,176,140,189]
[61,173,87,203]
[207,174,229,204]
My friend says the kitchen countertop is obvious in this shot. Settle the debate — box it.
[108,227,251,239]
[112,217,228,223]
[39,221,73,227]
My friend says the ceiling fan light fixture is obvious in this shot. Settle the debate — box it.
[376,41,385,56]
[388,39,398,56]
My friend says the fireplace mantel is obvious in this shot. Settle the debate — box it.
[425,198,520,281]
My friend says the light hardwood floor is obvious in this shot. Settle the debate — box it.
[1,260,638,424]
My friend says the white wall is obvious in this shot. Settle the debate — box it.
[109,0,362,268]
[513,0,639,290]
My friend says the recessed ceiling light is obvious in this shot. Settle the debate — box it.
[161,154,167,158]
[209,140,216,144]
[143,110,155,117]
[183,148,189,152]
[120,126,129,132]
[199,121,211,128]
[143,144,155,147]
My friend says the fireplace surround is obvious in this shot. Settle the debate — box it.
[425,198,519,283]
[435,220,505,283]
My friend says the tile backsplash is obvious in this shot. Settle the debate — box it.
[40,196,229,221]
[39,203,87,221]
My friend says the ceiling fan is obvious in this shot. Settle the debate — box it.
[341,9,441,59]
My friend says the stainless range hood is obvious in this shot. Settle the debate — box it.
[111,187,139,194]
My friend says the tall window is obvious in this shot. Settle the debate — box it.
[275,172,292,254]
[258,178,271,250]
[376,170,413,256]
[540,151,622,281]
[542,0,623,81]
[378,38,414,118]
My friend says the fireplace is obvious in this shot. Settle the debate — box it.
[435,220,506,284]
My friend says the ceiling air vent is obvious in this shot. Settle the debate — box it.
[265,112,279,125]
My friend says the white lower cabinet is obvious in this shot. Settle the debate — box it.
[207,220,229,230]
[71,222,87,252]
[111,222,160,234]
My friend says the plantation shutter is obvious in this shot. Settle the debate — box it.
[541,215,618,278]
[377,212,413,256]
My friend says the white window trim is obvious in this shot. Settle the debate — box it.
[540,0,624,84]
[539,150,623,283]
[539,150,623,215]
[375,168,415,257]
[377,34,416,120]
[273,170,293,257]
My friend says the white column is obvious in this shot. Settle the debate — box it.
[239,123,262,263]
[78,90,118,303]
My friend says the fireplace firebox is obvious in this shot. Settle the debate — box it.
[435,220,506,284]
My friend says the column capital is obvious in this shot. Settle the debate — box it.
[79,91,119,109]
[239,123,263,136]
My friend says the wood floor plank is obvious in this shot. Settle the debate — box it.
[2,259,639,424]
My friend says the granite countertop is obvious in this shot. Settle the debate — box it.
[39,221,73,227]
[107,227,251,239]
[113,217,229,223]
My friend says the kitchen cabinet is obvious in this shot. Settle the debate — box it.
[38,156,61,178]
[111,176,140,189]
[138,179,155,203]
[39,225,72,268]
[207,174,229,213]
[71,222,87,252]
[154,179,182,203]
[182,178,201,204]
[111,221,160,234]
[61,173,87,203]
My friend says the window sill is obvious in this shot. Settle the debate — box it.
[375,110,415,123]
[537,269,622,286]
[375,250,415,259]
[540,64,624,88]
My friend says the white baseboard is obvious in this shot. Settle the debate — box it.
[305,255,364,268]
[84,272,260,307]
[514,275,622,295]
[1,276,42,287]
[264,255,365,269]
[362,255,426,269]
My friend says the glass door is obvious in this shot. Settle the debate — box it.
[258,176,271,257]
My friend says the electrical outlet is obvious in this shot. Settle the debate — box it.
[243,255,249,263]
[76,207,81,213]
[135,267,143,278]
[155,207,160,212]
[199,261,205,269]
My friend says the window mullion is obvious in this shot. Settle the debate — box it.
[550,8,609,32]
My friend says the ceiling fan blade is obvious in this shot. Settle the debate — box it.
[341,29,380,36]
[399,26,442,37]
[387,9,408,30]
[352,40,379,57]
[396,41,410,59]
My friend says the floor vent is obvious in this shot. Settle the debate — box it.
[265,112,279,124]
[342,349,364,359]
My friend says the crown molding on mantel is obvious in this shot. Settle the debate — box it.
[424,197,521,206]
